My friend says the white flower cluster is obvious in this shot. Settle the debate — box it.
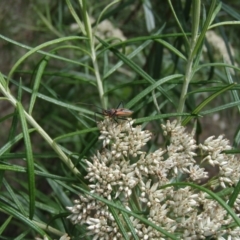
[162,120,207,181]
[199,135,240,189]
[67,118,240,239]
[98,118,151,158]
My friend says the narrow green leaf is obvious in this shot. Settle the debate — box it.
[135,113,191,124]
[96,36,176,107]
[0,162,75,182]
[0,152,57,160]
[0,109,20,188]
[195,62,240,73]
[192,0,217,57]
[0,73,8,89]
[7,111,20,150]
[96,0,121,31]
[81,0,92,40]
[187,84,240,95]
[224,65,240,147]
[225,63,240,110]
[0,164,26,172]
[76,134,99,165]
[116,200,139,240]
[143,0,155,32]
[167,0,189,46]
[224,149,240,155]
[201,100,240,115]
[13,230,30,240]
[54,127,98,142]
[222,2,240,20]
[7,36,88,82]
[17,103,35,219]
[126,74,183,109]
[18,79,23,101]
[6,78,94,115]
[228,180,240,208]
[155,39,187,61]
[0,112,15,123]
[0,202,47,237]
[104,81,146,95]
[3,178,26,216]
[29,56,49,115]
[0,34,89,69]
[65,0,85,35]
[182,83,235,125]
[233,124,240,148]
[47,178,72,207]
[32,4,63,38]
[0,215,12,235]
[109,205,130,240]
[209,1,222,26]
[103,37,155,79]
[0,131,31,157]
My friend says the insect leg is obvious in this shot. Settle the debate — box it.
[113,116,119,123]
[116,102,124,109]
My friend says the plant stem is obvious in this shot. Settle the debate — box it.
[80,0,106,108]
[0,74,80,176]
[177,0,201,121]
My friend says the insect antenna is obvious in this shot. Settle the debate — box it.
[75,102,104,110]
[75,102,108,121]
[75,102,133,126]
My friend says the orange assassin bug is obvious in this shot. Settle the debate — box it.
[76,102,133,123]
[97,102,133,123]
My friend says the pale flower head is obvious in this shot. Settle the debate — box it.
[98,117,151,158]
[67,118,240,239]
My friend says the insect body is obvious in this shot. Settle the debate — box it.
[102,108,133,123]
[76,102,133,123]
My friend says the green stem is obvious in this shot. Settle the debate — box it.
[177,0,201,121]
[0,75,80,176]
[80,0,105,108]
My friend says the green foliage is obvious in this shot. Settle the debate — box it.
[1,0,240,239]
